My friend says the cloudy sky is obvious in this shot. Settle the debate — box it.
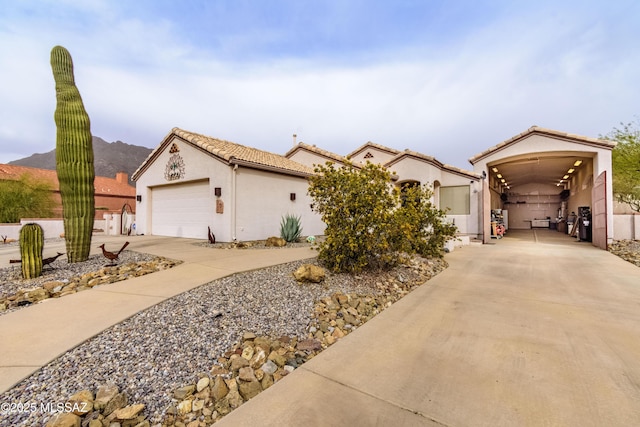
[0,0,638,169]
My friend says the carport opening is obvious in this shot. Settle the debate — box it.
[486,153,595,240]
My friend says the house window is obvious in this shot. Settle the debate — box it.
[439,185,470,215]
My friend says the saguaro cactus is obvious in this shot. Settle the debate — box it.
[20,223,44,279]
[50,45,95,262]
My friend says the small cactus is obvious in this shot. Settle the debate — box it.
[280,214,303,243]
[20,223,44,279]
[51,45,95,262]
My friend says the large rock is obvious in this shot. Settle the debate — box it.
[68,389,93,415]
[94,383,119,410]
[113,403,145,420]
[293,264,325,283]
[211,376,229,401]
[265,236,287,247]
[45,412,81,427]
[103,392,127,416]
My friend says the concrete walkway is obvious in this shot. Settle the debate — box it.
[217,229,640,427]
[0,235,317,393]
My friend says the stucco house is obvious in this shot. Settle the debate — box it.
[131,128,325,241]
[133,125,617,249]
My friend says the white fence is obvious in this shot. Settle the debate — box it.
[0,213,136,241]
[613,214,639,240]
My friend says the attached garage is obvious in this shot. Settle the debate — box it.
[150,179,211,239]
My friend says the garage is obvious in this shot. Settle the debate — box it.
[151,179,211,239]
[470,127,616,249]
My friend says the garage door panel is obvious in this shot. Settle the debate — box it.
[151,180,211,239]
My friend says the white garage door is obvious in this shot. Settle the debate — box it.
[151,180,211,239]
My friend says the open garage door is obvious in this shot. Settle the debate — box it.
[151,179,211,239]
[592,172,607,249]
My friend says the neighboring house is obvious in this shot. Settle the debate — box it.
[0,164,136,219]
[131,128,325,241]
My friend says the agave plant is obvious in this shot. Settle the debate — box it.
[280,214,303,243]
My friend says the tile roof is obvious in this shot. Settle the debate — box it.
[468,126,617,164]
[133,128,315,180]
[284,142,364,168]
[0,164,135,196]
[347,141,401,158]
[385,150,481,180]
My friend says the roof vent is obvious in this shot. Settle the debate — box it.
[293,134,297,146]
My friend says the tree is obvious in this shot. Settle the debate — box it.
[0,174,55,223]
[308,161,457,273]
[604,121,640,212]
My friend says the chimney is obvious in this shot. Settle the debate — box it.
[116,172,128,184]
[292,134,297,146]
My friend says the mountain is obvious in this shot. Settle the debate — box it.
[8,137,152,185]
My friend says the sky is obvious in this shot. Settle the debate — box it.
[0,0,638,170]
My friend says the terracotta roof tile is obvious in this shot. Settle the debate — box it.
[284,142,364,168]
[133,128,314,179]
[0,164,135,196]
[468,126,616,164]
[385,150,481,179]
[347,141,401,158]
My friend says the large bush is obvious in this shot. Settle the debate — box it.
[0,174,55,223]
[308,161,457,273]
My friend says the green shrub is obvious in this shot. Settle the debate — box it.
[280,214,303,242]
[308,161,457,273]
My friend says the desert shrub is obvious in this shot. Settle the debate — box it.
[309,161,457,273]
[392,183,457,258]
[280,214,303,242]
[0,174,55,223]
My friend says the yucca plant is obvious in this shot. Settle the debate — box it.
[280,214,303,243]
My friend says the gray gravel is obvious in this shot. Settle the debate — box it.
[0,257,403,426]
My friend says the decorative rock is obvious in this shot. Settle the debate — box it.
[103,392,127,416]
[238,367,257,382]
[68,389,93,415]
[113,404,145,420]
[211,376,229,401]
[265,236,287,247]
[191,399,205,412]
[45,412,81,427]
[249,347,267,368]
[94,384,119,410]
[260,360,278,375]
[238,378,262,401]
[296,339,322,352]
[241,345,254,360]
[261,374,274,390]
[177,400,192,415]
[284,365,295,374]
[293,264,325,283]
[268,351,287,368]
[173,385,196,400]
[230,355,250,371]
[196,377,210,392]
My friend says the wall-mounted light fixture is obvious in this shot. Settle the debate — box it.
[290,193,296,201]
[136,195,142,202]
[214,187,222,197]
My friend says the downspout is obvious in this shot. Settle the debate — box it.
[231,164,238,241]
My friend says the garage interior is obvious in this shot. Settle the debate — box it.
[486,152,595,239]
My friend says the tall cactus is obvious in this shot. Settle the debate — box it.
[50,46,95,262]
[20,223,44,279]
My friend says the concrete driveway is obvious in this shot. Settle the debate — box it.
[218,229,640,426]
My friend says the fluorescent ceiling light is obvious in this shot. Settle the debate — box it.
[500,178,506,183]
[492,167,498,172]
[567,168,575,173]
[563,175,569,179]
[574,160,582,167]
[496,174,502,178]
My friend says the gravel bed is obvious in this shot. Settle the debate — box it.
[0,251,161,300]
[0,257,425,426]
